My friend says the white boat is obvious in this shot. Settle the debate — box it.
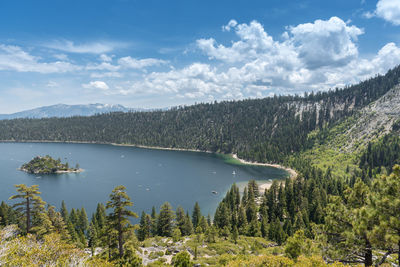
[232,171,236,175]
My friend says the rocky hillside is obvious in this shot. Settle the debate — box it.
[339,84,400,151]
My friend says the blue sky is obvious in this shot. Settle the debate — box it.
[0,0,399,113]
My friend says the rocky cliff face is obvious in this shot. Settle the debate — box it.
[343,84,400,150]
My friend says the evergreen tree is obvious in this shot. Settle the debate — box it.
[78,207,89,235]
[176,206,186,235]
[0,201,17,226]
[30,197,52,237]
[9,184,43,234]
[157,202,175,237]
[60,200,69,222]
[192,202,201,229]
[370,165,400,266]
[88,221,98,256]
[245,186,258,223]
[69,208,78,229]
[268,218,286,245]
[95,203,107,230]
[183,212,194,236]
[137,211,151,241]
[150,206,158,236]
[198,216,208,233]
[323,180,375,266]
[232,225,239,244]
[237,205,248,234]
[106,185,138,258]
[47,205,68,239]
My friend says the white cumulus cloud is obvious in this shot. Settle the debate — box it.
[288,16,363,69]
[364,0,400,25]
[123,17,400,101]
[376,0,400,25]
[82,81,109,90]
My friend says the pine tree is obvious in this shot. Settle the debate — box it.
[232,225,239,244]
[137,211,151,241]
[78,207,89,235]
[198,216,208,233]
[268,218,286,245]
[60,200,69,222]
[323,179,375,266]
[95,203,107,230]
[69,208,78,229]
[88,221,98,256]
[47,205,68,239]
[150,206,158,236]
[176,206,186,235]
[261,217,269,238]
[183,212,194,236]
[106,185,138,258]
[30,198,53,237]
[237,205,248,234]
[9,184,43,234]
[371,165,400,266]
[192,202,201,229]
[246,186,258,223]
[157,202,175,237]
[205,225,217,243]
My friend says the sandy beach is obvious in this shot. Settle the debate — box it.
[231,154,297,192]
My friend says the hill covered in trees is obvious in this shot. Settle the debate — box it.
[1,67,400,266]
[0,66,399,163]
[20,155,81,174]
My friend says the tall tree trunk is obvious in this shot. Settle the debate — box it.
[26,197,30,233]
[118,210,123,257]
[365,239,373,267]
[108,235,111,260]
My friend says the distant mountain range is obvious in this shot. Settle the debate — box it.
[0,103,150,120]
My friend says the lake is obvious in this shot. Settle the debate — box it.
[0,142,288,220]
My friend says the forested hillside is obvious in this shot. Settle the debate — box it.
[1,66,400,266]
[0,66,399,163]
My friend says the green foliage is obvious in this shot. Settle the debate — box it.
[156,202,175,237]
[172,251,191,267]
[20,155,78,174]
[192,202,201,230]
[359,134,400,180]
[106,185,138,258]
[172,228,181,242]
[3,66,400,164]
[9,184,44,234]
[370,165,400,266]
[138,211,152,241]
[284,230,312,260]
[0,227,112,266]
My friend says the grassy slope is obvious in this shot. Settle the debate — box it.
[293,115,363,179]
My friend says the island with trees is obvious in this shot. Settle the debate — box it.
[20,155,82,174]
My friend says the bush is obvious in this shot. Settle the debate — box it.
[172,251,191,267]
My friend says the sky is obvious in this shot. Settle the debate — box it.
[0,0,399,113]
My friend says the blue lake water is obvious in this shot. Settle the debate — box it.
[0,142,288,221]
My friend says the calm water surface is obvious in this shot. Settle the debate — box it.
[0,142,288,220]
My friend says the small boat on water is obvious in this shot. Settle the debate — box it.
[212,191,218,195]
[232,171,236,175]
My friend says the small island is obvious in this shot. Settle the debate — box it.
[20,155,82,174]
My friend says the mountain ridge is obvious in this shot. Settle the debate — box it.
[0,65,399,164]
[0,103,149,120]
